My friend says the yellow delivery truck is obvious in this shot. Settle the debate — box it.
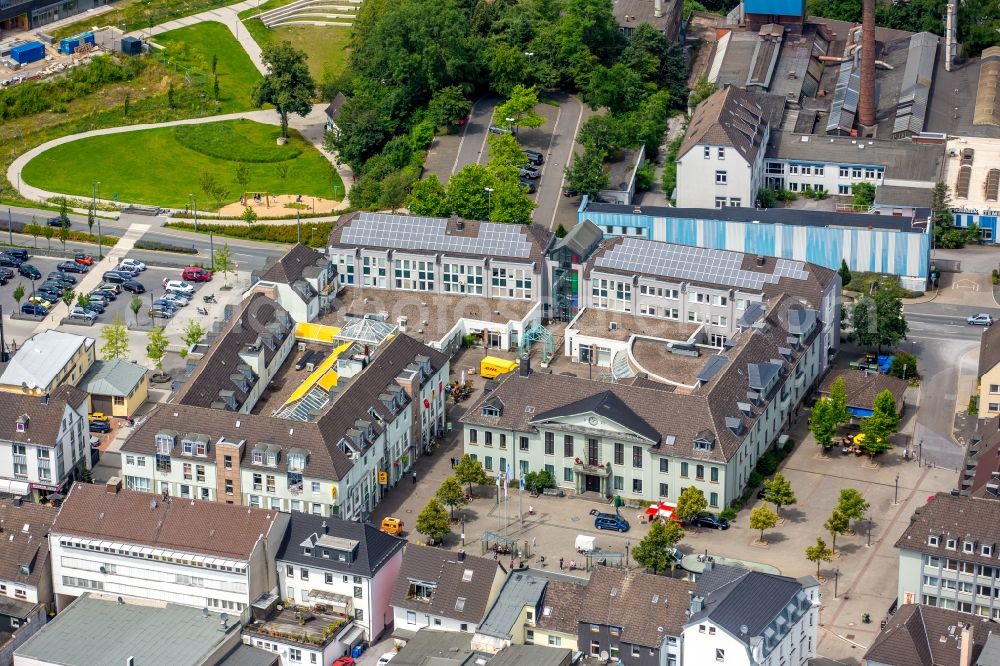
[480,356,518,379]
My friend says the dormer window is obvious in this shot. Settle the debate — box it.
[946,538,957,550]
[266,452,278,466]
[983,545,993,557]
[18,564,29,575]
[928,536,939,547]
[303,547,312,556]
[482,405,500,417]
[693,431,716,452]
[964,541,976,554]
[288,451,307,472]
[252,450,264,465]
[155,432,175,454]
[15,415,28,433]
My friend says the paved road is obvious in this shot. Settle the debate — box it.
[904,308,996,343]
[521,93,584,231]
[452,95,501,174]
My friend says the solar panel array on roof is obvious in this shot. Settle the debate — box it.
[986,169,1000,203]
[339,212,533,259]
[956,165,972,199]
[892,32,938,138]
[595,238,810,291]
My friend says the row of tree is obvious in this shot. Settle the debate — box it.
[810,377,901,458]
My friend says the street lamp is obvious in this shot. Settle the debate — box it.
[834,568,840,598]
[918,439,923,467]
[867,515,872,547]
[92,181,103,259]
[894,474,900,505]
[625,540,630,569]
[189,194,198,232]
[505,116,515,135]
[484,187,494,220]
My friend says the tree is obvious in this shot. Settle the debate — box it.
[234,163,251,199]
[100,314,130,360]
[436,476,468,520]
[428,85,472,128]
[824,509,849,554]
[454,454,489,497]
[211,52,217,75]
[852,181,875,208]
[200,172,230,210]
[805,537,834,577]
[87,207,95,236]
[827,377,850,427]
[241,206,258,226]
[60,288,75,310]
[12,283,24,309]
[674,486,708,523]
[57,197,70,227]
[42,224,54,251]
[632,519,685,574]
[889,352,918,380]
[147,325,169,372]
[24,217,41,248]
[129,295,142,325]
[689,75,717,107]
[809,398,837,449]
[494,84,545,133]
[214,243,235,286]
[406,175,450,217]
[76,293,90,310]
[838,259,852,288]
[859,409,895,459]
[179,320,206,359]
[564,150,608,198]
[750,505,778,543]
[415,498,451,544]
[836,488,869,534]
[58,220,70,251]
[555,224,568,238]
[252,42,315,139]
[488,177,535,225]
[378,170,414,213]
[446,164,492,220]
[852,290,908,352]
[762,473,796,517]
[523,470,556,493]
[487,134,528,170]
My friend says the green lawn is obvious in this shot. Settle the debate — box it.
[53,0,236,39]
[154,22,262,113]
[243,20,352,80]
[21,120,343,211]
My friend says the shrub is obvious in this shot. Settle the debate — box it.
[969,395,979,415]
[889,352,919,380]
[782,438,796,457]
[173,122,303,163]
[748,471,763,489]
[757,187,777,208]
[993,268,998,285]
[134,239,198,254]
[165,221,336,248]
[635,162,655,192]
[719,507,738,521]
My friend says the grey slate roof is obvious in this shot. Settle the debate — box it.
[275,513,405,578]
[259,243,329,302]
[688,564,808,644]
[78,358,147,397]
[477,570,550,640]
[391,545,502,625]
[747,362,780,391]
[862,603,998,666]
[551,219,603,261]
[489,645,571,666]
[0,501,57,590]
[531,391,662,444]
[390,629,476,666]
[14,593,243,666]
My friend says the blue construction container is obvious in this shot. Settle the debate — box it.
[10,41,44,65]
[58,31,95,55]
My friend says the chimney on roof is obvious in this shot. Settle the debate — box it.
[858,0,877,135]
[690,595,704,614]
[654,0,663,18]
[321,520,328,534]
[519,355,531,378]
[945,4,957,72]
[106,477,122,494]
[960,623,973,666]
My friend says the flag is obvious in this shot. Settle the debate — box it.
[496,473,501,487]
[504,471,509,498]
[519,477,525,491]
[423,398,430,408]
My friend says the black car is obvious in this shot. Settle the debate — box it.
[122,280,145,294]
[0,268,13,280]
[101,271,129,284]
[89,420,111,434]
[690,513,730,530]
[20,303,47,316]
[563,188,579,198]
[91,289,117,301]
[518,166,541,179]
[38,286,64,300]
[47,271,76,285]
[83,300,105,314]
[46,216,70,228]
[18,264,41,279]
[58,261,87,274]
[8,249,28,262]
[0,254,23,267]
[523,150,544,165]
[520,179,537,194]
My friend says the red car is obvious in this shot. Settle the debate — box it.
[182,267,213,282]
[74,253,94,266]
[332,659,355,666]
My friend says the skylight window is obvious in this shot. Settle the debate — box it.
[462,569,474,582]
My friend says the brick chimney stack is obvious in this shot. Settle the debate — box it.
[858,0,877,135]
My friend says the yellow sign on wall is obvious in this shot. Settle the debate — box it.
[330,485,337,499]
[378,471,388,485]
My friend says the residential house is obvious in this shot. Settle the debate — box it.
[863,603,998,666]
[324,92,346,135]
[471,569,586,654]
[675,87,785,209]
[49,480,289,614]
[0,331,95,397]
[611,0,683,41]
[958,417,1000,498]
[576,565,693,666]
[0,387,90,501]
[895,492,1000,619]
[121,333,449,520]
[977,323,1000,419]
[275,512,405,641]
[817,369,907,419]
[390,546,506,638]
[248,244,337,323]
[0,501,57,666]
[327,212,553,351]
[13,593,276,666]
[77,358,149,418]
[531,580,584,652]
[682,563,820,666]
[391,629,571,666]
[462,294,828,508]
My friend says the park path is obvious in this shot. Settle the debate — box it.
[127,0,267,74]
[8,104,354,211]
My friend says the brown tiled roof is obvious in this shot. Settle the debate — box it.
[53,484,279,559]
[0,501,57,589]
[862,603,997,666]
[895,493,1000,567]
[259,243,328,286]
[0,388,86,447]
[577,566,694,645]
[678,87,785,163]
[390,545,502,624]
[536,580,585,635]
[818,369,907,413]
[960,418,1000,498]
[174,294,292,411]
[979,323,1000,379]
[325,92,346,121]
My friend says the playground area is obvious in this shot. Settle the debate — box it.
[218,192,341,217]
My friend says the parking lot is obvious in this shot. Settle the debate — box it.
[0,247,211,333]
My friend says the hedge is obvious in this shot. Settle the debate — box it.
[172,122,303,163]
[134,239,198,254]
[165,221,335,247]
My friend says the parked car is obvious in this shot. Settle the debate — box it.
[73,253,94,266]
[377,654,395,666]
[690,513,730,530]
[593,511,630,533]
[152,298,178,312]
[181,267,213,282]
[119,258,146,272]
[162,279,194,294]
[26,295,54,309]
[96,283,122,295]
[164,288,191,303]
[101,271,129,284]
[58,261,87,274]
[161,293,189,308]
[37,287,63,302]
[92,288,118,301]
[967,313,994,326]
[332,658,356,666]
[520,179,537,194]
[380,517,403,536]
[0,253,23,267]
[563,188,579,198]
[89,420,111,434]
[523,149,544,165]
[8,249,28,262]
[68,307,97,322]
[122,279,145,294]
[83,300,105,314]
[518,166,541,179]
[20,303,47,316]
[47,271,76,285]
[0,268,13,281]
[20,263,43,279]
[46,216,70,227]
[488,124,509,135]
[149,306,174,319]
[115,264,141,277]
[89,412,109,423]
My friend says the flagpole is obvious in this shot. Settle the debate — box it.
[519,477,523,528]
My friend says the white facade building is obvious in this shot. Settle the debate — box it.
[246,243,337,323]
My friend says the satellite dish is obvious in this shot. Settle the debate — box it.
[220,613,229,623]
[600,652,609,663]
[740,624,749,635]
[99,566,107,574]
[116,596,124,605]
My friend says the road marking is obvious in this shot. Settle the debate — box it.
[549,100,584,230]
[906,310,995,319]
[451,99,479,176]
[533,106,562,205]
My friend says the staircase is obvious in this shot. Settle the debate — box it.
[258,0,363,27]
[275,385,330,421]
